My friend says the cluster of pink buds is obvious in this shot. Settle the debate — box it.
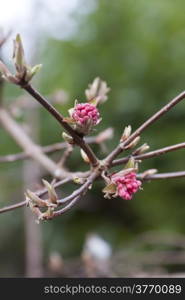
[72,103,100,126]
[111,172,142,200]
[69,102,101,135]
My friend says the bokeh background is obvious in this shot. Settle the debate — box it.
[0,0,185,277]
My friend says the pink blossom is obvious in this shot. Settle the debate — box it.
[72,103,100,125]
[112,172,141,200]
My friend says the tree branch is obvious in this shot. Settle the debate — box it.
[57,171,98,205]
[0,108,69,178]
[53,196,80,217]
[0,200,27,214]
[112,142,185,167]
[23,84,99,167]
[1,167,185,215]
[53,171,98,218]
[138,170,185,180]
[0,169,97,216]
[105,91,185,165]
[0,128,113,163]
[0,177,72,214]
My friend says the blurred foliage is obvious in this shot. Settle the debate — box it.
[1,0,185,276]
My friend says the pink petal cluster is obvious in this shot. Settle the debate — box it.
[112,172,141,200]
[72,103,100,125]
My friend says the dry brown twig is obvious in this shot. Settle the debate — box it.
[0,128,113,163]
[0,34,185,220]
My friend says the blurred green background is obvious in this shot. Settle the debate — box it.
[1,0,185,276]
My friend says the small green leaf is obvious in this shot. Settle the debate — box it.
[26,190,47,207]
[120,125,132,142]
[124,157,135,169]
[102,183,117,194]
[42,179,58,204]
[88,98,99,106]
[13,34,26,72]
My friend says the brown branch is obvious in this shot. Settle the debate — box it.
[23,84,99,167]
[0,200,27,214]
[0,177,72,214]
[57,171,98,205]
[0,128,113,163]
[45,169,185,218]
[2,54,185,219]
[53,171,98,217]
[0,108,69,179]
[137,170,185,180]
[112,142,185,167]
[53,196,80,217]
[1,167,185,215]
[0,169,97,216]
[0,152,27,163]
[105,91,185,165]
[57,145,73,168]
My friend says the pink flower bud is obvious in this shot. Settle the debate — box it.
[72,103,100,126]
[111,172,141,200]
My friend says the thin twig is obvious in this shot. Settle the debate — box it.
[57,171,98,204]
[105,91,185,165]
[112,142,185,167]
[0,128,113,163]
[53,171,98,217]
[23,84,99,167]
[138,170,185,180]
[1,168,185,215]
[53,196,80,217]
[0,200,27,214]
[0,171,97,216]
[57,145,73,168]
[0,108,68,179]
[0,177,72,214]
